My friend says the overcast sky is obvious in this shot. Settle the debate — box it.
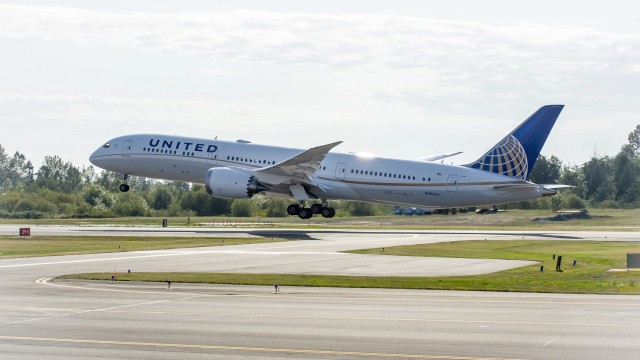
[1,0,639,170]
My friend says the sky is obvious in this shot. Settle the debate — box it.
[1,0,639,170]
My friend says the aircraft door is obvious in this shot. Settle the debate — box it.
[122,140,133,156]
[208,151,217,166]
[336,162,347,180]
[447,175,458,192]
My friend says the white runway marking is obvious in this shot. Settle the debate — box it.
[2,296,169,326]
[543,336,560,347]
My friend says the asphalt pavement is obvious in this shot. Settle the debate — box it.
[1,225,639,359]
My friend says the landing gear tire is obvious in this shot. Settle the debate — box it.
[321,207,336,218]
[287,204,301,216]
[311,203,323,214]
[298,208,313,219]
[119,184,130,192]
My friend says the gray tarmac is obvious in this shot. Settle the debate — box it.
[1,225,639,359]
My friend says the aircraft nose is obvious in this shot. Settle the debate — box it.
[89,146,109,167]
[89,149,101,166]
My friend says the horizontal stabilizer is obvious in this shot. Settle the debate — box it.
[541,184,573,190]
[493,184,540,192]
[417,152,463,162]
[493,183,570,196]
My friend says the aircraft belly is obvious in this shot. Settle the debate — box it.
[323,181,546,208]
[317,180,360,200]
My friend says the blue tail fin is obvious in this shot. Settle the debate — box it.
[464,105,564,180]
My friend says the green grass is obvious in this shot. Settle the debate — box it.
[2,209,639,231]
[0,236,286,258]
[59,240,640,294]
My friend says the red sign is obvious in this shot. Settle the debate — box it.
[19,228,30,236]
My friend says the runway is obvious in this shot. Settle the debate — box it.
[1,225,639,359]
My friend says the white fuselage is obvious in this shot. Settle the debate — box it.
[90,134,553,208]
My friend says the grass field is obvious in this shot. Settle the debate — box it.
[60,240,640,294]
[2,209,639,231]
[0,235,286,258]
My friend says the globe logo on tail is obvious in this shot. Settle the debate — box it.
[469,135,528,180]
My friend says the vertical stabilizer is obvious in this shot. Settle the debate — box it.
[464,105,564,180]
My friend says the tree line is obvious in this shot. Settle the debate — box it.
[0,125,638,218]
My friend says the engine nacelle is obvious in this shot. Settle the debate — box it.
[205,167,269,199]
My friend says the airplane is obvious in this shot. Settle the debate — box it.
[90,105,568,219]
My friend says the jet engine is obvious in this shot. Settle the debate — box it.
[205,167,269,199]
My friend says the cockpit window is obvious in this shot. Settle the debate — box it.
[103,143,110,148]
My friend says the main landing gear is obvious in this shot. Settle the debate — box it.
[287,202,336,219]
[119,174,130,192]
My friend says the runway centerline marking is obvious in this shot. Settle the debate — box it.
[0,335,522,360]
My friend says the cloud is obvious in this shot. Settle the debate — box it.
[199,69,239,76]
[0,4,639,167]
[1,5,638,71]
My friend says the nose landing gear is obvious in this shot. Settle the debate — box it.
[118,174,130,192]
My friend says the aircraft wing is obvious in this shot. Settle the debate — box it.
[253,141,342,186]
